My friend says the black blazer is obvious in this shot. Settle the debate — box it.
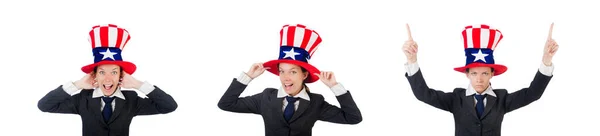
[38,85,178,136]
[218,79,362,136]
[406,70,552,136]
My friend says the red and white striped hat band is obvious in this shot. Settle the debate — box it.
[461,24,503,50]
[88,24,131,50]
[279,24,322,57]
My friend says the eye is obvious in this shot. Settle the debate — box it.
[99,71,105,75]
[483,72,489,75]
[112,71,117,75]
[279,70,284,74]
[292,71,297,74]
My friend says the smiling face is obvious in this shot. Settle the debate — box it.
[466,67,494,93]
[93,64,122,96]
[278,63,308,96]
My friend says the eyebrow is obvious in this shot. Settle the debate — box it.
[98,68,119,71]
[279,68,298,71]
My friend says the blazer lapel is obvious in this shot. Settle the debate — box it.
[289,99,309,123]
[270,95,288,126]
[107,98,125,124]
[464,95,479,120]
[87,97,106,125]
[481,96,497,119]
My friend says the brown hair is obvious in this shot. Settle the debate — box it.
[466,68,495,73]
[301,67,311,94]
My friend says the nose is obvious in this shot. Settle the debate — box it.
[280,73,291,81]
[476,75,484,83]
[104,74,116,81]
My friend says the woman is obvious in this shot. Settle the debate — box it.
[37,24,177,136]
[218,24,362,136]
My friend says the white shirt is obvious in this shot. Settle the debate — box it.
[277,86,310,111]
[404,62,554,108]
[237,72,348,111]
[62,81,156,111]
[465,83,496,107]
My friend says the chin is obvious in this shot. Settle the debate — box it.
[284,90,294,95]
[102,89,116,96]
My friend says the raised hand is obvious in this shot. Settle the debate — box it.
[543,23,559,66]
[315,71,338,88]
[402,24,418,64]
[74,72,98,90]
[119,72,143,89]
[247,63,267,79]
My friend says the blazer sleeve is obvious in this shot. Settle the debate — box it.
[504,70,553,112]
[406,70,456,112]
[136,86,178,115]
[318,91,363,124]
[217,78,263,114]
[37,85,80,114]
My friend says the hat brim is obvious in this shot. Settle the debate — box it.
[263,59,320,83]
[454,63,507,76]
[81,61,137,74]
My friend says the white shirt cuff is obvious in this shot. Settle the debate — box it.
[62,82,80,96]
[405,62,420,76]
[539,62,554,76]
[330,83,348,96]
[139,81,155,95]
[237,72,253,85]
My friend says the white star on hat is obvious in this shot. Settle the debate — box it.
[472,49,489,62]
[283,48,301,60]
[100,48,118,60]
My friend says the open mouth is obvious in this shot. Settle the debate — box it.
[103,84,113,90]
[284,83,293,90]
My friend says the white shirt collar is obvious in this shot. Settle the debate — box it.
[277,86,310,101]
[466,83,496,97]
[92,87,126,100]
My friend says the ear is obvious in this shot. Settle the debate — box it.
[303,71,309,80]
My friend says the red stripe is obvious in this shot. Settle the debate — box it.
[100,27,109,47]
[308,36,321,55]
[472,28,481,48]
[286,26,296,46]
[280,27,284,46]
[480,24,490,28]
[496,33,503,50]
[89,30,96,48]
[115,28,124,49]
[300,29,312,48]
[487,29,496,49]
[462,30,468,49]
[123,32,131,49]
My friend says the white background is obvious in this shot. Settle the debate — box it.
[1,0,598,135]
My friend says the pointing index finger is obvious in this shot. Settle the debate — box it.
[548,23,554,39]
[406,23,413,41]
